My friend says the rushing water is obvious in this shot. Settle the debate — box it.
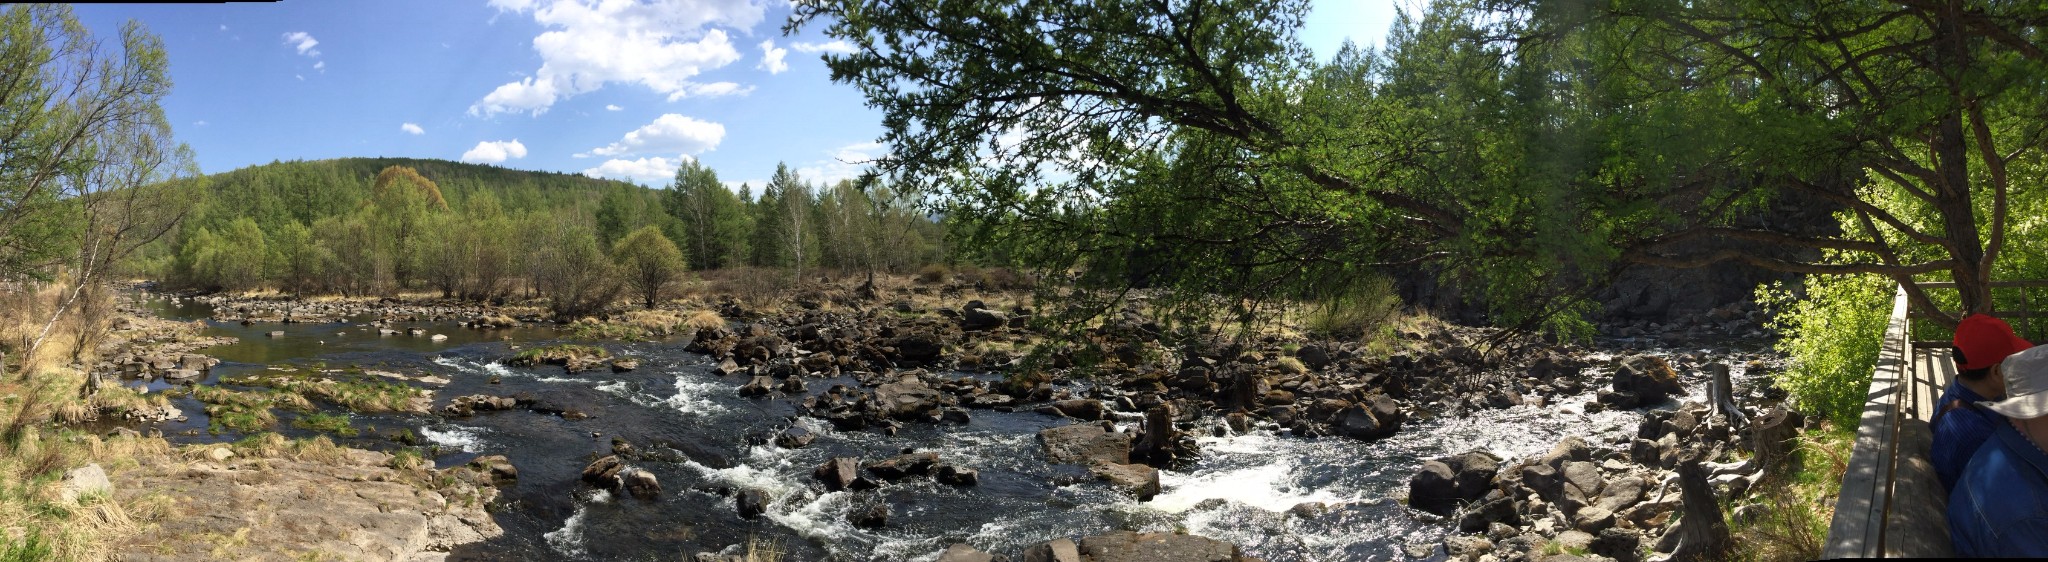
[133,296,1757,561]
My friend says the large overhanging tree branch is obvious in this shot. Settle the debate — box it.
[792,0,2048,334]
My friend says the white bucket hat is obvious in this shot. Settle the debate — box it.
[1982,344,2048,419]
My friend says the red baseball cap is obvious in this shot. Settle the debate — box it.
[1955,314,2035,370]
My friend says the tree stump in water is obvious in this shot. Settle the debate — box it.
[1133,403,1178,467]
[1228,369,1263,413]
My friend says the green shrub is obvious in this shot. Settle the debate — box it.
[0,529,53,562]
[290,411,358,437]
[1758,273,1892,428]
[1304,274,1402,340]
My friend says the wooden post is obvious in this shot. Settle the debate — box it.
[1671,451,1731,560]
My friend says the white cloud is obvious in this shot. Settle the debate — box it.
[791,40,856,54]
[757,40,788,74]
[795,141,887,186]
[460,139,528,163]
[472,0,766,116]
[582,113,724,158]
[219,24,228,31]
[670,81,752,100]
[400,123,425,135]
[194,120,209,126]
[313,61,325,71]
[583,155,689,186]
[295,74,305,81]
[605,104,623,111]
[282,31,320,57]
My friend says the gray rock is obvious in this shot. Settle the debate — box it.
[1039,423,1132,466]
[737,488,770,519]
[1590,528,1642,562]
[1021,538,1083,562]
[1078,531,1242,562]
[1573,506,1615,532]
[813,457,861,491]
[866,451,940,481]
[1444,535,1494,562]
[936,543,1001,562]
[58,463,110,504]
[1089,463,1161,500]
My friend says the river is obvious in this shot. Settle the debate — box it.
[130,296,1757,561]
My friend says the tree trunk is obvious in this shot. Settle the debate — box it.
[1931,6,1993,315]
[1669,451,1731,560]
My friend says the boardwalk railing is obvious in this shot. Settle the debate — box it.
[1822,279,2048,557]
[1823,285,1918,559]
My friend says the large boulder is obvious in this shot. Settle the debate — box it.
[875,376,947,420]
[619,467,661,499]
[1333,395,1404,441]
[961,307,1010,331]
[1407,451,1500,516]
[1076,531,1247,562]
[1089,463,1162,500]
[1039,423,1132,466]
[1021,539,1083,562]
[866,452,941,481]
[814,457,862,491]
[1607,355,1683,407]
[936,544,1001,562]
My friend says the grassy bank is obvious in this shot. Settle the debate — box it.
[1728,423,1855,562]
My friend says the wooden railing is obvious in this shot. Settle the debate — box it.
[1822,279,2048,557]
[1824,285,1916,559]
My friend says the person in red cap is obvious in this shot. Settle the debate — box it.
[1948,344,2048,556]
[1932,313,2037,492]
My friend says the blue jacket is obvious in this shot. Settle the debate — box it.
[1948,422,2048,557]
[1931,379,2003,493]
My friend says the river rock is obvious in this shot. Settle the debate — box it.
[1408,451,1499,516]
[738,375,774,397]
[58,463,110,504]
[936,464,979,486]
[1022,538,1083,562]
[619,467,661,499]
[1573,506,1616,532]
[866,451,940,481]
[443,394,518,417]
[876,376,947,420]
[1049,399,1108,421]
[814,457,862,491]
[936,543,1002,562]
[737,488,770,519]
[466,455,518,486]
[1076,531,1246,562]
[611,358,639,372]
[1333,395,1404,441]
[267,330,285,338]
[581,456,625,485]
[1039,423,1131,466]
[1444,535,1493,561]
[775,426,817,449]
[1089,463,1161,500]
[961,307,1009,331]
[1590,528,1643,562]
[849,501,889,528]
[163,369,203,382]
[1602,355,1682,408]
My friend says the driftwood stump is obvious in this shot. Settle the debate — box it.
[1132,403,1178,467]
[1229,369,1262,413]
[1706,363,1747,428]
[1668,451,1731,561]
[1750,405,1798,478]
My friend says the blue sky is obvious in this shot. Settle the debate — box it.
[73,0,1402,190]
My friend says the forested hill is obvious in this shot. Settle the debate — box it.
[129,157,673,291]
[174,157,655,233]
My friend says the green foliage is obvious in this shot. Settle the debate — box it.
[613,225,687,308]
[1759,273,1893,428]
[290,411,358,437]
[1303,274,1402,340]
[0,529,52,562]
[792,0,2048,337]
[511,344,610,366]
[664,160,754,270]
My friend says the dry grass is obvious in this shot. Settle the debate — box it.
[682,310,726,331]
[1729,423,1853,562]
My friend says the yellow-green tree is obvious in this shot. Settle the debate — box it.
[613,225,687,309]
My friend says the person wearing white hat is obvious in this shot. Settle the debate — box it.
[1950,344,2048,556]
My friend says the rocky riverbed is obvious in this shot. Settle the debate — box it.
[100,280,1789,561]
